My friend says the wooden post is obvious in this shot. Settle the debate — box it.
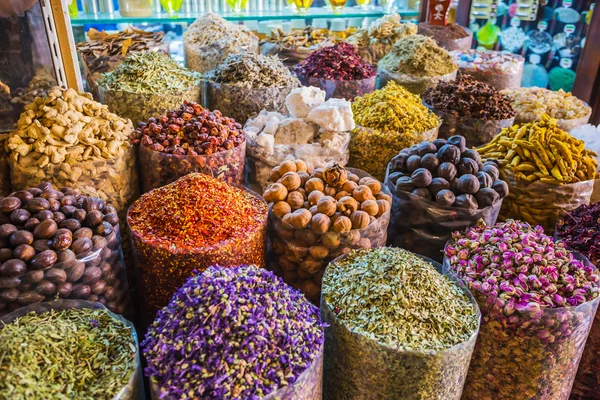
[46,0,82,90]
[455,0,472,27]
[573,5,600,124]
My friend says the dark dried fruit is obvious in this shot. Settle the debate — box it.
[429,177,450,196]
[461,149,481,163]
[10,209,30,224]
[492,180,509,198]
[432,138,447,150]
[388,171,404,185]
[412,188,432,200]
[293,42,377,81]
[421,153,440,172]
[0,224,17,239]
[457,158,479,175]
[0,259,27,277]
[0,197,21,213]
[482,164,500,182]
[437,162,457,181]
[406,155,422,173]
[475,187,500,207]
[417,141,437,156]
[30,250,58,270]
[454,194,478,210]
[447,136,467,153]
[476,171,493,188]
[437,144,461,164]
[390,153,409,172]
[411,168,433,188]
[33,219,58,239]
[436,189,456,207]
[395,176,415,193]
[13,245,35,262]
[9,231,34,247]
[457,174,480,194]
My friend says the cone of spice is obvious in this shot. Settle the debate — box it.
[445,219,600,400]
[143,265,325,400]
[127,173,268,322]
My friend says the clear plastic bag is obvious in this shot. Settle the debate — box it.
[207,81,298,124]
[349,123,440,181]
[499,170,593,234]
[444,255,600,400]
[570,307,600,399]
[184,39,259,74]
[98,84,203,126]
[450,50,524,91]
[0,299,143,400]
[557,108,592,132]
[150,343,324,400]
[138,139,246,193]
[385,175,502,262]
[377,66,457,95]
[426,105,515,147]
[128,187,268,323]
[268,168,391,304]
[322,256,480,399]
[296,73,377,101]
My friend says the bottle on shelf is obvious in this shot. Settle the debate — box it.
[291,19,307,31]
[346,17,363,34]
[312,19,330,35]
[330,19,348,38]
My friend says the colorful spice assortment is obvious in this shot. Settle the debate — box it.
[266,162,391,303]
[143,265,325,400]
[450,49,524,91]
[133,101,246,192]
[350,81,440,180]
[445,220,600,400]
[0,182,129,315]
[387,135,507,260]
[0,302,140,399]
[98,52,202,125]
[423,74,515,146]
[477,115,597,231]
[417,23,472,51]
[128,173,268,320]
[206,52,300,123]
[322,247,479,399]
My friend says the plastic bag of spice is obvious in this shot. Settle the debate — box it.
[0,299,143,399]
[443,253,599,400]
[296,74,377,101]
[206,81,297,124]
[185,38,259,74]
[321,252,480,400]
[138,139,246,192]
[450,50,524,91]
[499,170,594,234]
[377,67,457,95]
[570,304,600,399]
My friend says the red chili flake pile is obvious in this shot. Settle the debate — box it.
[132,100,245,156]
[556,202,600,266]
[293,42,376,81]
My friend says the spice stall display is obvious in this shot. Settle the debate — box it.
[143,265,325,400]
[0,300,141,399]
[0,183,129,315]
[265,162,391,303]
[293,42,377,101]
[322,247,480,399]
[206,52,300,124]
[98,52,202,126]
[555,203,600,400]
[76,28,167,99]
[502,87,592,132]
[571,124,600,203]
[244,87,353,192]
[345,13,417,64]
[133,101,246,193]
[386,135,507,261]
[445,220,600,400]
[260,27,334,69]
[477,115,597,233]
[422,74,516,147]
[450,50,524,91]
[377,35,457,95]
[417,23,473,51]
[349,82,440,181]
[184,13,258,74]
[127,173,267,321]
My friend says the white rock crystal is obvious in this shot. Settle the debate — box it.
[274,118,318,145]
[285,86,326,118]
[307,98,355,132]
[256,133,275,156]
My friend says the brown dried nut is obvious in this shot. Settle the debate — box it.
[13,245,35,262]
[359,176,373,185]
[25,198,50,213]
[57,249,76,266]
[11,209,30,224]
[0,224,17,238]
[338,196,359,215]
[323,186,337,197]
[274,220,295,240]
[361,200,379,216]
[279,160,297,174]
[376,199,391,218]
[27,188,42,196]
[95,222,113,236]
[104,285,118,300]
[322,231,341,249]
[33,219,58,239]
[17,291,44,305]
[299,256,322,276]
[60,219,81,231]
[279,172,302,191]
[298,171,310,187]
[72,238,93,254]
[296,188,308,200]
[343,230,361,246]
[66,262,85,282]
[40,189,62,200]
[24,218,40,231]
[91,235,108,250]
[53,212,66,225]
[32,239,52,253]
[272,238,286,255]
[48,199,60,212]
[73,209,87,222]
[340,180,357,194]
[0,277,20,289]
[0,288,19,302]
[310,213,331,234]
[99,261,112,277]
[317,196,337,216]
[294,229,318,246]
[350,211,370,230]
[57,282,72,298]
[358,238,371,247]
[364,179,381,195]
[38,183,53,192]
[91,279,107,295]
[323,164,348,187]
[85,210,104,227]
[37,210,54,221]
[21,270,44,284]
[102,212,119,226]
[279,256,297,272]
[333,216,352,234]
[12,191,33,202]
[83,198,104,213]
[34,280,56,295]
[286,209,312,229]
[353,186,374,203]
[309,206,318,215]
[347,173,360,182]
[73,228,93,241]
[81,266,102,285]
[0,249,13,263]
[0,197,21,213]
[9,230,34,247]
[294,160,309,172]
[0,259,27,277]
[30,250,58,270]
[264,183,288,203]
[305,178,325,194]
[286,191,305,210]
[307,190,324,206]
[71,284,91,299]
[272,201,291,218]
[45,268,67,284]
[309,245,329,260]
[52,229,73,251]
[60,196,77,206]
[269,166,282,182]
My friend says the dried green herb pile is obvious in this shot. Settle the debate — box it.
[0,308,137,399]
[378,34,457,77]
[208,52,300,89]
[99,52,201,94]
[321,247,479,399]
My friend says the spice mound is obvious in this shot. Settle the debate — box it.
[0,307,137,399]
[423,74,515,120]
[378,34,457,77]
[294,42,376,81]
[143,265,325,400]
[418,23,470,40]
[450,49,524,91]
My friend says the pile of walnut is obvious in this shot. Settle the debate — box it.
[264,160,391,303]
